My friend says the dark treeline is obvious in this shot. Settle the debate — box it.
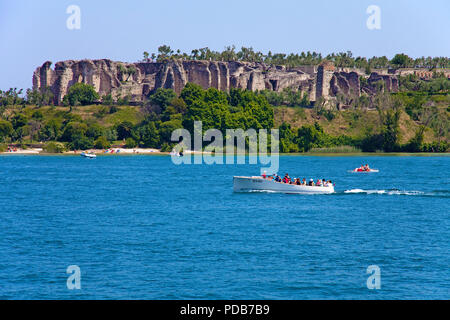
[143,45,450,70]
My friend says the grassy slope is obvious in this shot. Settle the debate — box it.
[4,103,446,145]
[22,105,145,127]
[273,107,439,144]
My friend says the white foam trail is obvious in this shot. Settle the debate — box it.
[344,189,425,196]
[245,189,277,193]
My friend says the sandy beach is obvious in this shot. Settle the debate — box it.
[0,148,209,155]
[1,148,43,154]
[64,148,161,155]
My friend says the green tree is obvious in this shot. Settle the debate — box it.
[296,123,324,152]
[391,53,413,68]
[86,123,104,140]
[68,135,93,150]
[380,108,401,152]
[149,88,177,111]
[39,119,62,141]
[60,122,88,142]
[15,125,30,142]
[11,113,28,130]
[43,142,66,153]
[0,120,13,141]
[138,122,160,148]
[159,119,183,143]
[180,83,205,106]
[116,121,134,140]
[94,136,111,149]
[63,83,100,106]
[405,125,425,152]
[279,122,299,152]
[125,137,137,148]
[157,45,174,62]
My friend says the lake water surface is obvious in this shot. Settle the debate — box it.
[0,154,449,299]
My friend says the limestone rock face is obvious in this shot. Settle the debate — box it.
[32,59,399,105]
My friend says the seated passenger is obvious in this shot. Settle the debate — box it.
[309,179,314,186]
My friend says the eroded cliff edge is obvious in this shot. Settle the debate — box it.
[33,59,398,105]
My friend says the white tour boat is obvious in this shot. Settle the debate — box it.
[233,176,335,194]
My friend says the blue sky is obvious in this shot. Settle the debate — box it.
[0,0,449,90]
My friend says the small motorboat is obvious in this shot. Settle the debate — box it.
[80,152,96,159]
[351,168,379,173]
[233,176,335,194]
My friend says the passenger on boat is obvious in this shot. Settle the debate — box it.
[308,179,314,186]
[316,179,322,186]
[295,178,301,185]
[262,171,267,179]
[301,178,306,185]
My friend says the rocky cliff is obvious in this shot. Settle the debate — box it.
[33,59,398,105]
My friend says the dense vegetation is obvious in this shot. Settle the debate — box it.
[143,45,450,70]
[0,84,274,152]
[1,59,448,153]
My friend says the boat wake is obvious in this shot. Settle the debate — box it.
[242,189,278,193]
[342,189,450,198]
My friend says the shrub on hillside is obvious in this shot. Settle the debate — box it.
[68,135,94,150]
[43,142,66,153]
[94,136,111,149]
[125,137,137,148]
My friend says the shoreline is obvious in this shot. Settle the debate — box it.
[1,149,448,157]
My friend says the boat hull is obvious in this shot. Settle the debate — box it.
[81,152,96,158]
[233,176,335,194]
[351,169,379,173]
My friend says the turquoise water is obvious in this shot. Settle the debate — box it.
[0,154,449,299]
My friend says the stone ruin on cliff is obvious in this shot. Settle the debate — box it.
[33,59,399,106]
